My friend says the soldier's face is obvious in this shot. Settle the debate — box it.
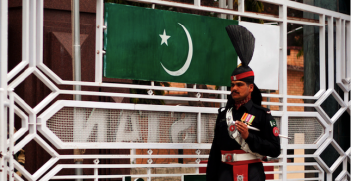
[231,81,254,101]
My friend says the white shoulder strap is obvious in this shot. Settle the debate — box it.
[226,108,264,159]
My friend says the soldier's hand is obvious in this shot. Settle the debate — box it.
[235,121,249,139]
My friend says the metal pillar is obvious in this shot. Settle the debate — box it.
[72,0,83,180]
[0,0,8,181]
[72,0,81,93]
[279,4,288,181]
[218,0,226,19]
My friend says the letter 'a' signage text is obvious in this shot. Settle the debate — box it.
[104,3,238,86]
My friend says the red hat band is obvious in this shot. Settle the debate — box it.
[231,71,254,81]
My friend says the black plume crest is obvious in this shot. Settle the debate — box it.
[225,25,255,67]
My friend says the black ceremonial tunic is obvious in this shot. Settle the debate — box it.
[206,100,281,181]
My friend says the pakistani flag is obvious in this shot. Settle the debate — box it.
[104,3,238,86]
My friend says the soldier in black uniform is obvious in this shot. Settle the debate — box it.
[206,25,281,181]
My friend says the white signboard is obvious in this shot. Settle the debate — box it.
[238,22,280,90]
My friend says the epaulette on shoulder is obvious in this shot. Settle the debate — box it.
[252,104,271,114]
[218,107,226,113]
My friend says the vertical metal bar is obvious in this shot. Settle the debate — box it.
[130,148,136,164]
[218,0,226,19]
[220,87,227,108]
[147,167,151,181]
[194,0,200,6]
[349,7,351,179]
[228,0,233,20]
[349,6,351,180]
[349,3,351,177]
[8,89,14,181]
[342,118,348,173]
[342,20,346,79]
[23,0,29,63]
[29,0,36,67]
[278,4,288,181]
[72,0,81,98]
[0,0,8,180]
[72,0,83,180]
[238,0,244,21]
[36,0,43,66]
[94,159,99,181]
[94,168,98,181]
[326,169,332,180]
[326,16,334,181]
[197,112,201,144]
[344,92,349,171]
[147,149,152,181]
[336,18,342,86]
[328,17,334,89]
[319,15,326,91]
[266,90,270,109]
[95,0,104,83]
[0,87,5,181]
[346,21,350,84]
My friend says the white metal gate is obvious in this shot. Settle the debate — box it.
[0,0,351,180]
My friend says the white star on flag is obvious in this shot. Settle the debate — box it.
[159,29,171,46]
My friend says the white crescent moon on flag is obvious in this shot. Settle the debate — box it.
[161,23,193,76]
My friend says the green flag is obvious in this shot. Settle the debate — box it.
[104,3,238,86]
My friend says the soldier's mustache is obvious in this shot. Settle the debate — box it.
[231,90,239,95]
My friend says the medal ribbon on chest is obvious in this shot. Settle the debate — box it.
[240,113,255,125]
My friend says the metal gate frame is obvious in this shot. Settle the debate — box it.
[0,0,351,180]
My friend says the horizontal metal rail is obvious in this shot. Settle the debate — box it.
[51,174,195,179]
[59,155,209,159]
[59,89,288,106]
[126,0,350,22]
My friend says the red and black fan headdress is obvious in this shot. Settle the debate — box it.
[225,25,262,106]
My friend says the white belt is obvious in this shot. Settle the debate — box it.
[221,153,258,162]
